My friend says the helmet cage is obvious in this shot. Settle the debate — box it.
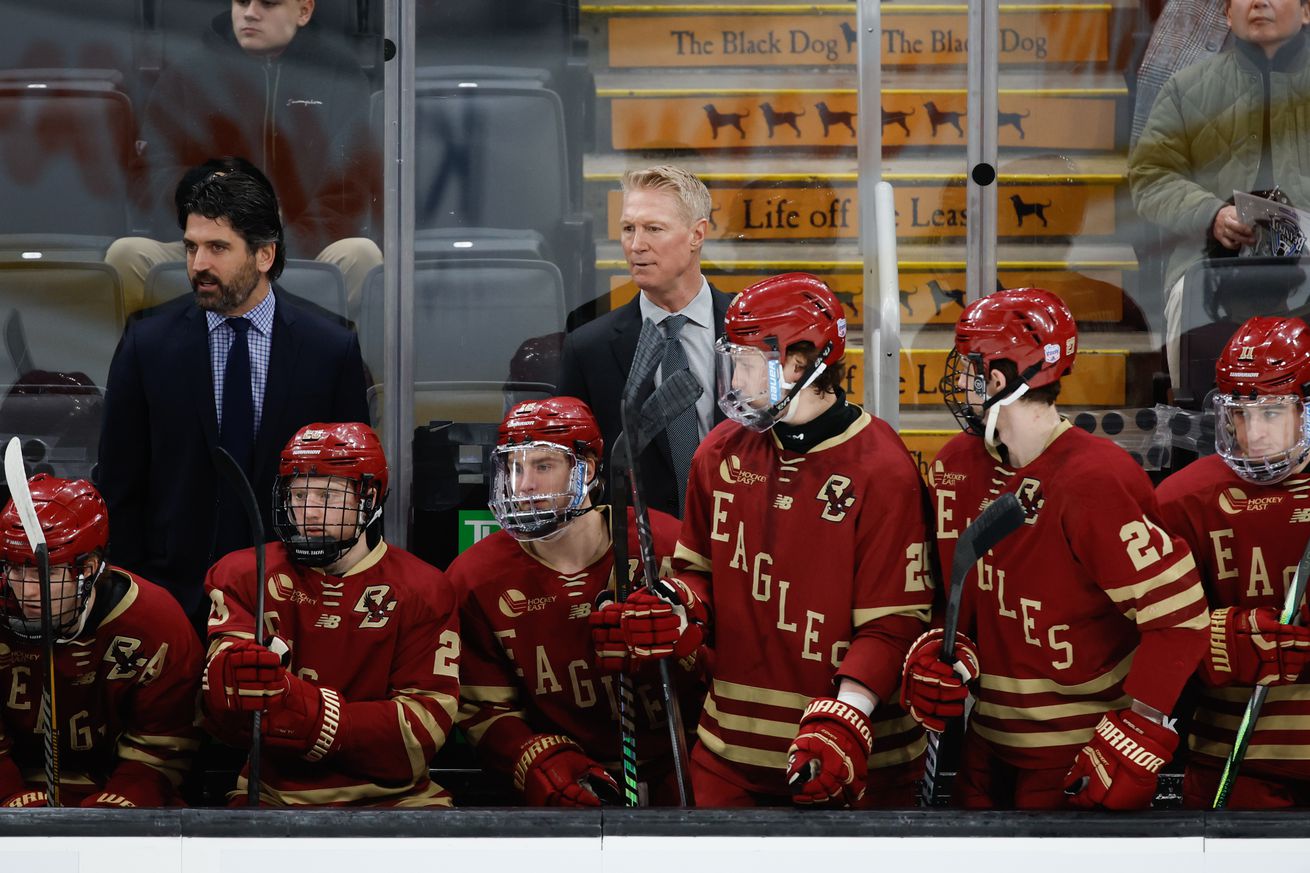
[489,441,593,541]
[940,348,1043,436]
[1213,393,1310,485]
[0,553,104,642]
[273,472,381,567]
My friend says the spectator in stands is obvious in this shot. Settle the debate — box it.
[1131,0,1232,149]
[1129,0,1310,387]
[557,165,732,518]
[109,0,379,311]
[96,167,369,627]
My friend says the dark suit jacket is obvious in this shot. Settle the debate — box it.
[557,287,733,517]
[96,286,370,616]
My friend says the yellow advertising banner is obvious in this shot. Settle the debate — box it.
[607,268,1127,326]
[605,182,1118,241]
[883,347,1127,407]
[609,92,1120,152]
[603,8,1111,68]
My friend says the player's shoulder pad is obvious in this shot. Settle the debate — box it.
[445,529,521,592]
[100,568,202,647]
[381,544,459,615]
[1155,454,1229,504]
[1046,426,1153,497]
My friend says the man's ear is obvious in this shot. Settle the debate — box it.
[298,0,316,27]
[254,242,276,276]
[987,366,1008,396]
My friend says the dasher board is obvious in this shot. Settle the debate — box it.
[607,90,1120,151]
[598,6,1114,68]
[603,182,1119,240]
[843,347,1127,407]
[606,268,1128,325]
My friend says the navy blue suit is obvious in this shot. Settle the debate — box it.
[96,286,369,616]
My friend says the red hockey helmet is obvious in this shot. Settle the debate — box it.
[274,422,389,567]
[1213,317,1310,484]
[491,397,603,541]
[940,288,1078,434]
[0,475,108,640]
[716,273,847,430]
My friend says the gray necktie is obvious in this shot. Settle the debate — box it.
[661,314,699,513]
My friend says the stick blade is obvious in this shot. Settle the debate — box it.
[4,437,44,548]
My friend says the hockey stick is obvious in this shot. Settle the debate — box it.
[617,319,701,806]
[920,492,1026,807]
[4,437,58,806]
[605,368,706,806]
[1213,533,1310,808]
[211,446,266,807]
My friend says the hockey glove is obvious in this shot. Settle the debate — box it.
[81,792,136,808]
[1,789,48,807]
[589,590,630,673]
[203,639,284,714]
[258,671,346,762]
[514,734,622,807]
[900,628,981,733]
[786,697,874,807]
[1064,708,1177,810]
[1199,607,1310,687]
[620,576,706,662]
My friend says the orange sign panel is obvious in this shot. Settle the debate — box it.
[607,269,1128,327]
[604,9,1111,68]
[610,92,1119,152]
[888,348,1127,407]
[604,183,1118,241]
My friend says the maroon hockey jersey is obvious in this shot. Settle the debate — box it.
[1158,455,1310,779]
[451,507,701,797]
[0,568,203,807]
[932,423,1208,770]
[675,410,932,796]
[205,541,459,807]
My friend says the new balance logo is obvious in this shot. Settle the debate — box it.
[314,614,342,629]
[567,603,592,620]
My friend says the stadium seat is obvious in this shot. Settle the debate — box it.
[141,259,350,323]
[1175,256,1310,410]
[357,259,565,425]
[411,74,594,311]
[0,0,141,81]
[0,79,134,243]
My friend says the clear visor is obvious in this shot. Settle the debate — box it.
[1213,393,1310,484]
[715,338,790,431]
[489,442,589,541]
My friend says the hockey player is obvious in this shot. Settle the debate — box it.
[0,475,203,808]
[611,272,933,807]
[902,287,1209,810]
[202,422,460,806]
[450,396,699,806]
[1157,316,1310,808]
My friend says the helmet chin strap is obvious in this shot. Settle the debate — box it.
[983,382,1030,453]
[773,360,829,426]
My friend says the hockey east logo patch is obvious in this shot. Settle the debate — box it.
[719,454,768,487]
[1219,487,1284,515]
[498,588,558,618]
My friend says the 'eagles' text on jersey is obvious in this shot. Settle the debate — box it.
[932,422,1208,769]
[676,411,933,796]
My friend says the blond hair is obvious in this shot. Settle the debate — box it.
[621,164,712,227]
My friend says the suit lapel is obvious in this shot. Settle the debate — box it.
[710,285,731,423]
[253,290,301,485]
[608,297,643,376]
[185,305,220,450]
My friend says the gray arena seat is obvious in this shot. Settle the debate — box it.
[141,259,350,323]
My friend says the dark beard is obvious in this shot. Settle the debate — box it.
[191,256,261,314]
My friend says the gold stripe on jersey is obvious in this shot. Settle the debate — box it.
[1103,554,1196,604]
[117,742,192,786]
[337,541,388,577]
[674,542,712,574]
[233,774,437,806]
[394,700,436,780]
[980,652,1133,695]
[974,694,1131,723]
[704,695,798,739]
[458,709,524,746]
[1132,580,1208,627]
[697,723,789,770]
[87,577,139,632]
[126,733,202,750]
[871,734,927,768]
[460,683,519,704]
[1190,735,1310,761]
[971,720,1096,749]
[392,781,455,808]
[853,603,932,626]
[1194,710,1310,732]
[399,689,453,750]
[771,410,872,455]
[713,678,812,711]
